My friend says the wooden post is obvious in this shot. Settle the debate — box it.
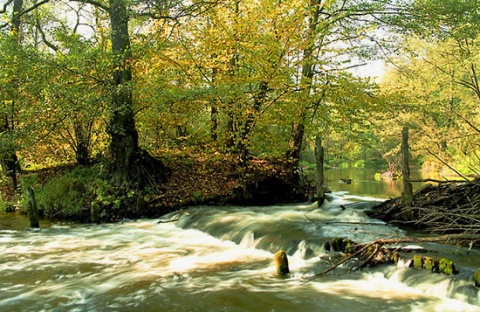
[402,127,413,219]
[274,250,290,275]
[26,187,39,228]
[315,135,325,206]
[136,192,145,217]
[90,201,101,224]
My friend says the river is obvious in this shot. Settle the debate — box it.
[0,169,479,311]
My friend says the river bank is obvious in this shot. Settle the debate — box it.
[0,154,311,223]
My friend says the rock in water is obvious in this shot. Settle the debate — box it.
[274,250,290,275]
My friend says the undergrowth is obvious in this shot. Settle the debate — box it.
[18,164,114,220]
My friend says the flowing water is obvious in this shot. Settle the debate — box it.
[1,170,479,311]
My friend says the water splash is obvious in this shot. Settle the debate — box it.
[0,194,479,311]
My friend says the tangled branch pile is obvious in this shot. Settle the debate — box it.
[305,235,470,283]
[368,178,480,238]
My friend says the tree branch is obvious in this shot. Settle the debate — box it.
[0,0,50,29]
[0,0,14,13]
[35,19,60,52]
[70,0,108,12]
[426,148,469,181]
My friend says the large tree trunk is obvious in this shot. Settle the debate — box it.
[210,106,218,143]
[108,0,137,186]
[108,0,166,188]
[0,0,24,189]
[286,121,305,163]
[285,0,320,165]
[315,135,325,206]
[236,81,268,163]
[73,120,90,165]
[401,126,413,220]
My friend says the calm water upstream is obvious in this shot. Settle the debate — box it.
[0,169,479,311]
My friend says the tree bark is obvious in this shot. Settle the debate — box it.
[285,0,320,165]
[315,135,325,206]
[211,105,218,142]
[286,121,305,163]
[73,120,90,165]
[108,0,141,186]
[0,0,23,189]
[26,187,39,228]
[237,81,268,163]
[107,0,166,188]
[401,126,413,218]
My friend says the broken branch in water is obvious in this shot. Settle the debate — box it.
[369,179,480,237]
[303,234,479,284]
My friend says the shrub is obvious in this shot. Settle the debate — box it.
[29,164,110,220]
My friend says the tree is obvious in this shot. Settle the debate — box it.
[284,0,401,165]
[0,0,23,189]
[142,0,301,161]
[380,0,480,172]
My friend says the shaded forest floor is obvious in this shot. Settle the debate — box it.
[147,152,310,213]
[0,151,311,221]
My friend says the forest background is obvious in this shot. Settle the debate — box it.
[1,0,479,221]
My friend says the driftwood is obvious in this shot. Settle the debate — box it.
[304,234,477,283]
[368,178,480,239]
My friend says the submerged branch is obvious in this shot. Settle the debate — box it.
[303,234,479,284]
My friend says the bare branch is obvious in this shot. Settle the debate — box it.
[0,0,14,13]
[70,0,108,12]
[35,19,60,52]
[426,148,469,181]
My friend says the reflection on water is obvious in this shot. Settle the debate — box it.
[325,168,441,199]
[1,193,479,311]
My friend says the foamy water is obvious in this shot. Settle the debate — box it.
[1,194,479,311]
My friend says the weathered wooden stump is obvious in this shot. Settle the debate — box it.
[438,258,457,275]
[26,187,39,228]
[423,257,436,271]
[274,250,289,275]
[474,269,480,287]
[412,254,423,269]
[325,237,356,253]
[136,193,146,217]
[90,201,101,224]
